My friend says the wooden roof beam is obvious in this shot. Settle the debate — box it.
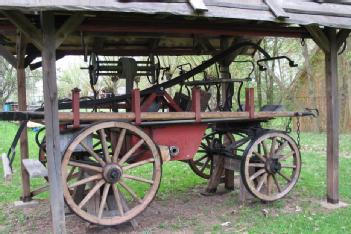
[305,25,330,52]
[1,11,43,50]
[188,0,208,12]
[55,13,85,49]
[264,0,289,19]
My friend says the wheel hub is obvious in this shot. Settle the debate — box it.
[265,158,281,174]
[103,164,123,184]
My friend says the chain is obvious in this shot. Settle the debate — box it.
[296,116,301,149]
[285,117,292,133]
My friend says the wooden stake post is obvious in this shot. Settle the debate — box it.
[41,12,67,233]
[16,32,31,201]
[325,28,339,204]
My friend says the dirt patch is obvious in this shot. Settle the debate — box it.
[3,184,323,234]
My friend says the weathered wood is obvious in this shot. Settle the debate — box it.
[55,13,85,49]
[1,10,43,50]
[0,44,16,67]
[16,31,31,201]
[205,155,224,193]
[22,159,48,178]
[264,0,289,19]
[188,0,208,12]
[325,27,339,204]
[305,25,330,53]
[1,153,12,181]
[41,12,66,233]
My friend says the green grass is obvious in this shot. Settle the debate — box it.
[1,121,351,233]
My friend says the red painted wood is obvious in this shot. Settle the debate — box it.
[141,93,157,112]
[150,123,208,161]
[132,89,141,124]
[245,88,255,118]
[163,91,183,112]
[192,87,201,122]
[71,88,80,128]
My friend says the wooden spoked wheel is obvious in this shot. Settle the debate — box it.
[241,131,301,201]
[61,121,162,226]
[188,132,235,179]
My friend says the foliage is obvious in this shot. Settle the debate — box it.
[0,57,16,108]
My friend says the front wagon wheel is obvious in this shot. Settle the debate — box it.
[240,131,301,202]
[61,121,162,226]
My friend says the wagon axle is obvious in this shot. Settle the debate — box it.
[265,158,282,174]
[103,164,123,184]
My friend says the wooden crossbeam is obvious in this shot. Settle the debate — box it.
[1,11,43,50]
[336,29,350,49]
[55,13,85,49]
[305,25,330,52]
[188,0,208,12]
[264,0,289,19]
[0,44,16,67]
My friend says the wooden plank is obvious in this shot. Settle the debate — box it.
[264,0,289,19]
[22,159,48,178]
[55,13,85,49]
[1,153,12,181]
[336,29,350,49]
[325,27,339,204]
[305,25,330,52]
[0,44,16,67]
[188,0,208,12]
[41,12,67,234]
[1,10,43,50]
[16,31,31,201]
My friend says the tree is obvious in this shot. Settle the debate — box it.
[0,57,16,108]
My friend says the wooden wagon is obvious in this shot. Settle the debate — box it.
[0,42,316,226]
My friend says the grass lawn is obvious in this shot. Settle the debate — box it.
[0,121,351,233]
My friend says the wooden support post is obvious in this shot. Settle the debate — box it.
[245,88,255,119]
[191,87,201,122]
[325,28,339,204]
[71,88,80,129]
[16,31,31,202]
[41,12,66,233]
[132,89,141,125]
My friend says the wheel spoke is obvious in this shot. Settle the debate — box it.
[123,174,154,184]
[249,168,266,181]
[256,173,267,191]
[272,174,282,192]
[280,164,297,169]
[262,140,269,156]
[123,158,155,170]
[98,183,111,219]
[68,161,103,173]
[69,174,102,188]
[200,158,210,172]
[249,163,265,168]
[118,139,145,165]
[99,129,111,163]
[277,171,291,183]
[270,137,277,157]
[267,174,273,195]
[195,155,208,163]
[112,129,126,163]
[112,185,124,216]
[253,151,266,162]
[78,179,105,208]
[80,141,106,166]
[275,141,288,156]
[119,180,142,204]
[67,166,76,180]
[279,151,295,161]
